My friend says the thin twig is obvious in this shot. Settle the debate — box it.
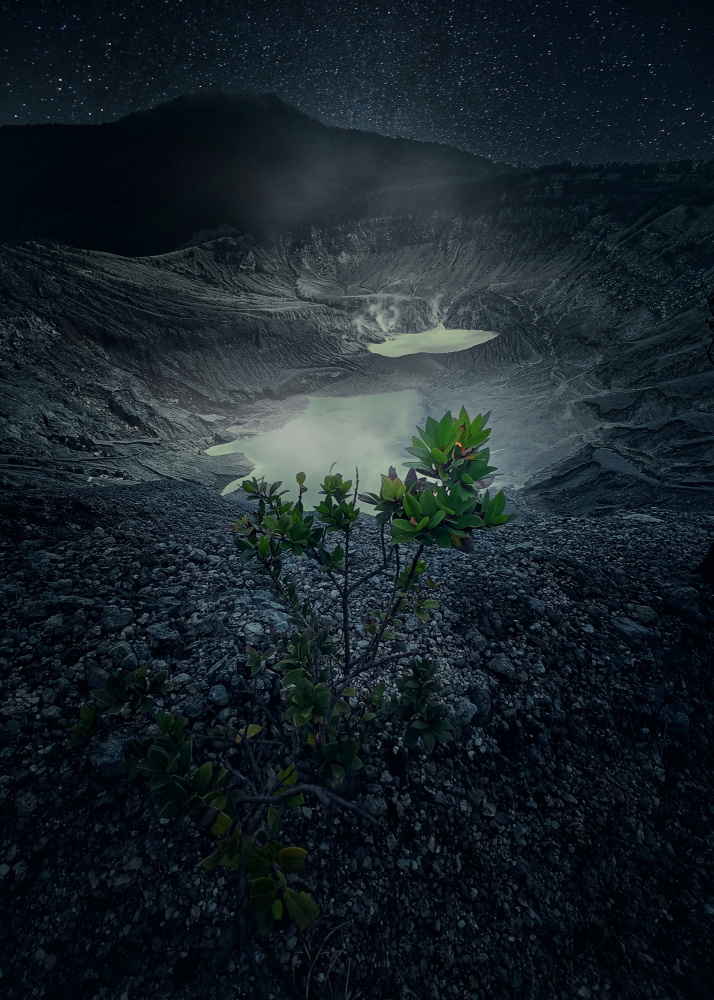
[303,923,346,999]
[389,947,419,998]
[343,522,351,675]
[347,548,395,596]
[334,649,410,690]
[243,725,263,786]
[236,783,383,826]
[659,717,668,766]
[344,542,424,685]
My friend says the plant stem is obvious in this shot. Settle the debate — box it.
[341,542,423,686]
[347,545,395,596]
[342,522,351,676]
[236,783,382,826]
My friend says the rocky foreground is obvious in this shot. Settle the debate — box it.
[0,480,713,1000]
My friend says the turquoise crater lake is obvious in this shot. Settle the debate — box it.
[208,390,424,504]
[367,324,497,357]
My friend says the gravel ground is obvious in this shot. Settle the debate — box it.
[0,479,713,1000]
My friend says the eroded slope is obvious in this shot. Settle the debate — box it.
[1,161,713,511]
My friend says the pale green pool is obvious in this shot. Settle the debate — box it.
[367,324,497,357]
[212,390,424,504]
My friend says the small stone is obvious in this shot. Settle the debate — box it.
[465,629,488,651]
[628,603,657,624]
[15,791,38,817]
[107,640,134,667]
[184,696,204,719]
[611,617,649,646]
[450,696,485,739]
[102,606,134,631]
[362,794,387,819]
[146,623,181,645]
[661,585,702,621]
[89,733,126,778]
[189,548,208,564]
[208,684,230,708]
[488,654,516,679]
[525,596,546,616]
[85,660,109,691]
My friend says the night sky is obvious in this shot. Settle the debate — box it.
[2,0,711,165]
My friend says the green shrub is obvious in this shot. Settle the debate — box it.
[71,407,515,995]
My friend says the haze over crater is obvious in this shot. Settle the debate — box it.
[0,93,712,517]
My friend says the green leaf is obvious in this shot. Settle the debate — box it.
[177,739,193,774]
[284,889,320,931]
[278,764,297,787]
[146,744,170,771]
[421,730,436,752]
[158,798,182,820]
[243,840,282,876]
[155,709,173,734]
[272,900,283,920]
[210,812,232,837]
[282,668,307,687]
[402,492,423,521]
[247,877,278,913]
[423,416,440,447]
[330,764,346,785]
[276,847,308,873]
[427,510,447,530]
[437,411,454,448]
[246,724,262,739]
[201,847,226,872]
[191,762,213,794]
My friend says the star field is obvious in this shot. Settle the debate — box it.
[2,0,711,165]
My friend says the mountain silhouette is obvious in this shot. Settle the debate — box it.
[0,91,500,255]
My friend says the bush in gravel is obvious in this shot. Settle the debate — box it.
[71,407,515,997]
